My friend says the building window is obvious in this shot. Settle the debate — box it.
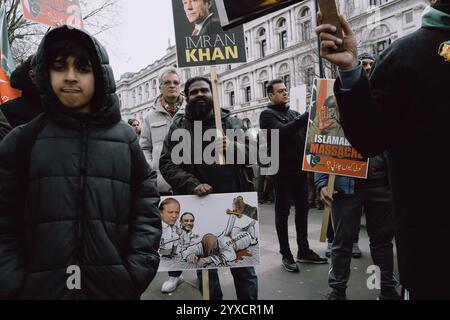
[277,18,288,49]
[258,28,267,58]
[373,39,391,57]
[280,30,288,49]
[302,20,312,41]
[138,86,142,104]
[245,36,249,58]
[299,7,312,42]
[282,75,290,90]
[245,86,251,102]
[306,67,315,86]
[345,0,355,15]
[370,0,388,6]
[260,39,267,58]
[151,80,157,98]
[262,80,269,98]
[145,83,149,101]
[404,10,413,25]
[230,91,235,106]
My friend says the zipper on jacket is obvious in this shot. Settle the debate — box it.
[74,124,88,294]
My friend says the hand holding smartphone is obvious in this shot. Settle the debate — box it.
[317,0,346,52]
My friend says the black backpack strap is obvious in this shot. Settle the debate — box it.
[16,113,48,182]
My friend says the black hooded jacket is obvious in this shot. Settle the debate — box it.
[0,109,11,140]
[0,26,161,299]
[0,56,43,127]
[259,104,309,175]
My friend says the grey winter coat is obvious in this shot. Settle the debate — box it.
[139,95,185,193]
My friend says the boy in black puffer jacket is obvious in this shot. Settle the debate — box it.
[0,26,162,299]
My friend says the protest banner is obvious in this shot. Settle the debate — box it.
[303,78,369,179]
[20,0,83,28]
[158,192,260,273]
[172,0,246,68]
[0,5,20,103]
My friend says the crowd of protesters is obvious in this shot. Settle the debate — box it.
[0,0,449,300]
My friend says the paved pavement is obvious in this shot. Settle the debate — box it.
[141,203,399,300]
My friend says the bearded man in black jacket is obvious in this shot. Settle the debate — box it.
[159,76,258,300]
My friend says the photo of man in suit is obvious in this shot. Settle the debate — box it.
[182,0,223,36]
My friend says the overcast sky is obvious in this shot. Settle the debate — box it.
[98,0,176,80]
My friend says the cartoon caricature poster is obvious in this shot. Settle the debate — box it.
[302,79,369,178]
[158,192,260,272]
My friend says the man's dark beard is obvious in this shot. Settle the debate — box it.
[186,101,213,120]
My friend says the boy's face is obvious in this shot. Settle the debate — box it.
[50,55,95,113]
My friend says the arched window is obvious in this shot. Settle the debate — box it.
[368,24,392,57]
[138,86,142,104]
[299,7,312,41]
[145,83,150,101]
[258,70,269,97]
[245,36,249,58]
[301,56,315,86]
[258,28,267,58]
[278,63,291,89]
[277,18,288,50]
[151,80,157,98]
[225,82,235,106]
[241,76,251,103]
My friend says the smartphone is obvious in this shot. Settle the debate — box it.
[317,0,346,52]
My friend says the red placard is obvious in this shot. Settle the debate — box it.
[20,0,83,29]
[302,79,369,178]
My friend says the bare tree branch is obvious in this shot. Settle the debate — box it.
[2,0,119,63]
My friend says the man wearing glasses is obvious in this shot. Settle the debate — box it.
[259,79,327,274]
[140,67,186,293]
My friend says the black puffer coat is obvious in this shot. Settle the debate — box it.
[0,109,11,140]
[0,26,161,299]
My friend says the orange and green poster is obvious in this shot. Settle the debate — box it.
[302,78,369,178]
[0,5,20,104]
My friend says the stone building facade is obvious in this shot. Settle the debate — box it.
[117,0,428,127]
